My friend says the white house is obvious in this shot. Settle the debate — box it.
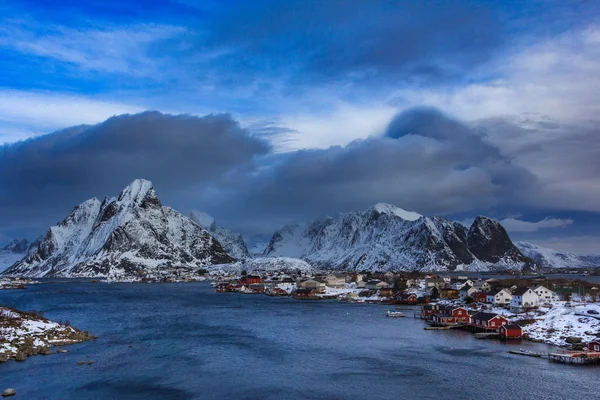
[366,280,390,290]
[460,284,477,300]
[276,278,296,292]
[324,273,346,288]
[510,287,539,312]
[487,289,512,306]
[532,285,555,303]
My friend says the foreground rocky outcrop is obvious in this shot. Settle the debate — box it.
[0,306,94,363]
[2,179,235,279]
[263,204,534,272]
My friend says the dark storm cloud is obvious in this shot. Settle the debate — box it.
[197,108,539,235]
[0,108,540,241]
[200,0,507,86]
[0,111,269,237]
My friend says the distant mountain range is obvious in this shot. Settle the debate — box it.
[2,179,597,278]
[262,203,534,272]
[515,241,600,270]
[2,179,234,278]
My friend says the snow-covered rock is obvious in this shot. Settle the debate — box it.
[2,179,235,278]
[189,211,249,260]
[0,239,39,273]
[207,257,313,275]
[516,241,600,269]
[263,204,533,272]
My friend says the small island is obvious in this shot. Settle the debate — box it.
[0,306,94,363]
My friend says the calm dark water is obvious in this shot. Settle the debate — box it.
[0,282,597,400]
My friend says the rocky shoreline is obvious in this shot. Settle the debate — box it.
[0,306,95,363]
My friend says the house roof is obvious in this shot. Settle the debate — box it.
[471,312,503,321]
[501,324,522,330]
[461,284,473,291]
[512,287,531,296]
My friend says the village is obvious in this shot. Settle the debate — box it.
[212,270,600,364]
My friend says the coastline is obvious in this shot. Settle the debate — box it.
[0,306,95,363]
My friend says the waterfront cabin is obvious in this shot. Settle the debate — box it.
[294,288,316,298]
[241,275,262,285]
[588,340,600,352]
[399,293,418,304]
[431,306,469,325]
[470,312,509,331]
[499,324,523,339]
[510,287,539,312]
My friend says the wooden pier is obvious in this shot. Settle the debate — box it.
[548,351,600,365]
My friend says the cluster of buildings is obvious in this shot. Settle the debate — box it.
[426,276,561,313]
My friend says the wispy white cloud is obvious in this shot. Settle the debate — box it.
[0,90,144,143]
[0,19,186,75]
[500,217,574,233]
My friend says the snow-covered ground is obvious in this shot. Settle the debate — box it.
[485,302,600,347]
[0,306,93,362]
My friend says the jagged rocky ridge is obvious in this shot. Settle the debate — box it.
[2,179,235,278]
[263,203,534,272]
[188,211,249,260]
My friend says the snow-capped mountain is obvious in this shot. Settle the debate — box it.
[263,203,533,272]
[516,241,600,269]
[2,179,235,278]
[0,239,39,273]
[188,211,249,260]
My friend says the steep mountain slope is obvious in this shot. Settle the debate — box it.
[0,239,39,273]
[516,241,600,269]
[263,204,533,272]
[3,179,234,278]
[188,211,249,260]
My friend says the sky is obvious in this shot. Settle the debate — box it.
[1,0,600,253]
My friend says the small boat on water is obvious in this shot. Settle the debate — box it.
[386,311,405,318]
[508,349,542,357]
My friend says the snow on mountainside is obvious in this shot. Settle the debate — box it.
[188,211,249,260]
[2,179,235,278]
[516,241,600,269]
[263,204,533,272]
[0,239,39,273]
[208,257,313,275]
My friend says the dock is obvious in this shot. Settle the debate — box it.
[508,349,543,358]
[548,351,600,365]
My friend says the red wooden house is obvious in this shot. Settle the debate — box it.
[470,312,509,331]
[588,340,600,352]
[473,292,488,303]
[499,324,522,339]
[241,275,262,285]
[399,293,418,304]
[431,306,470,325]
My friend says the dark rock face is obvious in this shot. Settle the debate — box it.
[2,179,235,278]
[467,216,526,263]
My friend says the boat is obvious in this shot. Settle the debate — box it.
[508,349,542,357]
[386,311,405,318]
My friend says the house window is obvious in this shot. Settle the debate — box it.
[595,345,599,351]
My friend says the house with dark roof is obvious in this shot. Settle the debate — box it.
[499,324,523,339]
[470,312,510,331]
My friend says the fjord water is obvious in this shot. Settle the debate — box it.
[0,283,596,400]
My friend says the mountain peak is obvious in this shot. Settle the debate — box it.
[372,203,422,221]
[117,179,158,207]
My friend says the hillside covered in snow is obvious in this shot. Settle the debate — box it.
[2,179,235,278]
[0,239,39,273]
[516,241,600,269]
[263,204,534,272]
